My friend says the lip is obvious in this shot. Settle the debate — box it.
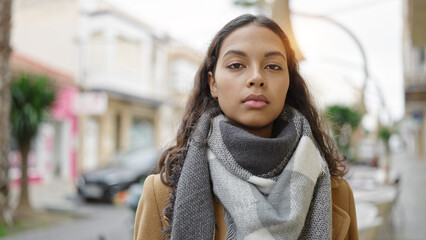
[242,94,270,109]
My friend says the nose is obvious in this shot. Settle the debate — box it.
[247,67,265,87]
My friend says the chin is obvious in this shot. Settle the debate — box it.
[242,114,280,127]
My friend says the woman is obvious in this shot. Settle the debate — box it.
[134,14,358,240]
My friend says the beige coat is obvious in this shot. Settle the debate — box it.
[134,174,359,240]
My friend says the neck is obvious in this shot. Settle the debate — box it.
[228,120,273,138]
[246,126,273,138]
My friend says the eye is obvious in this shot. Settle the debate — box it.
[265,64,282,70]
[227,63,245,69]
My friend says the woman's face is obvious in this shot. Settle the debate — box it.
[208,24,290,138]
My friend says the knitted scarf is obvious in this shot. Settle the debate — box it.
[170,107,332,240]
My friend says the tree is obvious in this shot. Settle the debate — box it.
[326,105,363,162]
[10,74,56,215]
[378,125,394,184]
[0,0,12,225]
[378,126,393,148]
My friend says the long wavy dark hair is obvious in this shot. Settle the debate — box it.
[158,14,346,237]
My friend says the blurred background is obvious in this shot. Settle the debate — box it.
[0,0,425,239]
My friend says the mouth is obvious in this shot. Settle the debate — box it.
[242,94,270,109]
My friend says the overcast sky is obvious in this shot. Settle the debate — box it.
[105,0,404,126]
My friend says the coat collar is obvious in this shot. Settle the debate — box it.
[332,204,351,240]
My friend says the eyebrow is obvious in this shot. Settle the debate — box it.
[265,51,286,60]
[223,50,286,60]
[223,50,247,58]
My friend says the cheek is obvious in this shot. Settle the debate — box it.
[283,81,290,98]
[276,78,290,97]
[275,81,290,109]
[215,77,237,98]
[217,85,236,106]
[216,82,239,112]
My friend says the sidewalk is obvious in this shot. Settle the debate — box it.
[9,177,78,213]
[6,178,134,240]
[377,151,426,239]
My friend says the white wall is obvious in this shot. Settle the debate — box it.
[12,0,79,79]
[81,11,161,100]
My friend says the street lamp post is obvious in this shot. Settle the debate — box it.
[294,12,370,113]
[293,12,391,126]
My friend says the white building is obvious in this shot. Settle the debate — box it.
[403,0,426,160]
[11,0,201,181]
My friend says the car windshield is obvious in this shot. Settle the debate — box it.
[108,147,158,172]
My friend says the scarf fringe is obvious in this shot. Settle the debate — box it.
[224,210,237,240]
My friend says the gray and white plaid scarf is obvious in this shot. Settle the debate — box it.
[171,107,332,240]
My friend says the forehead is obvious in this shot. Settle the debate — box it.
[219,24,286,55]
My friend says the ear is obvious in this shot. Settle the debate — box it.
[208,71,218,98]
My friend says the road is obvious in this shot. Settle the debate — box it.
[3,200,134,240]
[5,178,135,240]
[377,152,426,240]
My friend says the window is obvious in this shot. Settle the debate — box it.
[114,36,142,77]
[88,32,107,73]
[130,118,154,149]
[170,59,197,94]
[419,48,425,64]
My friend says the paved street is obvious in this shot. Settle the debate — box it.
[5,179,134,240]
[3,203,134,240]
[377,152,426,240]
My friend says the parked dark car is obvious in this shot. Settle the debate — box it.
[76,146,158,202]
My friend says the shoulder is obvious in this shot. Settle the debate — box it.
[133,174,171,240]
[331,176,354,207]
[331,176,351,190]
[143,174,171,209]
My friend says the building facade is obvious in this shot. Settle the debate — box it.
[11,0,201,181]
[403,0,426,160]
